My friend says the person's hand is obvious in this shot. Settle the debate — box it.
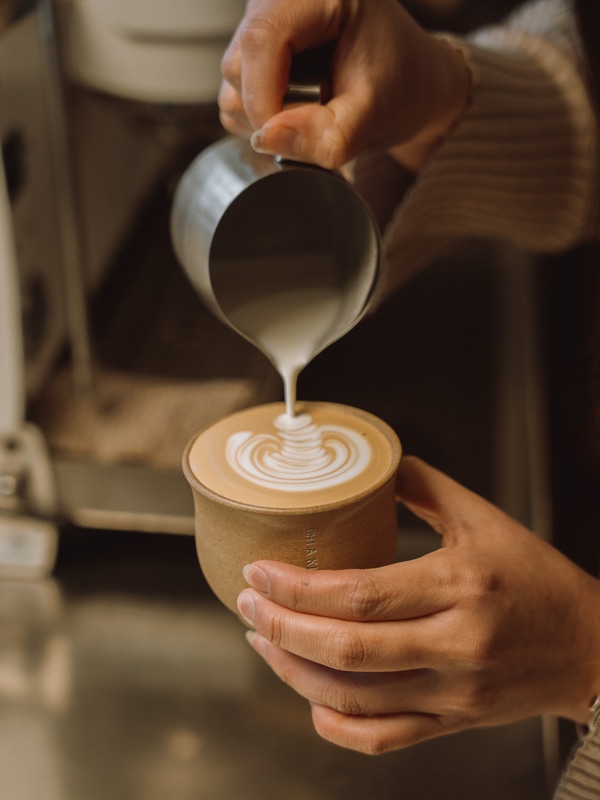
[237,456,600,754]
[219,0,470,170]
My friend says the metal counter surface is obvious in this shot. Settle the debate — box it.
[0,530,548,800]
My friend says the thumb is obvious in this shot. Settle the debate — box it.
[395,455,497,545]
[251,100,363,169]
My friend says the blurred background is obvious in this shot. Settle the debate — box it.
[2,0,597,797]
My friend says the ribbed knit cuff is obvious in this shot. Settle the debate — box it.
[554,724,600,799]
[354,5,598,300]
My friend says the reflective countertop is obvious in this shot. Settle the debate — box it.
[0,529,549,800]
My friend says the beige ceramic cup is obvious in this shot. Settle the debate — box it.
[183,401,402,617]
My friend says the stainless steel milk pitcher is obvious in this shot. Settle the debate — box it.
[169,135,381,371]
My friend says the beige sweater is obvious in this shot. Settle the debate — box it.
[356,0,599,301]
[356,1,600,797]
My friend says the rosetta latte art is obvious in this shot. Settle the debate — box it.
[225,413,372,492]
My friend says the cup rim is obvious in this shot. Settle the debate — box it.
[182,401,402,515]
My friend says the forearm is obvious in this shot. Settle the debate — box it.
[387,35,471,172]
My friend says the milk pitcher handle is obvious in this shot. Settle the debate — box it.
[283,42,334,108]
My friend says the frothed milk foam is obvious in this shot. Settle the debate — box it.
[227,285,344,417]
[188,402,397,510]
[212,253,372,417]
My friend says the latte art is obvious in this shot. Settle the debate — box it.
[187,402,398,509]
[226,413,372,492]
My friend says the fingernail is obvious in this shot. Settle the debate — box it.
[251,126,301,159]
[242,564,270,594]
[250,129,269,153]
[245,629,264,652]
[237,589,256,626]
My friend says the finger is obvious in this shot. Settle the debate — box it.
[242,556,456,622]
[250,101,358,168]
[310,703,455,755]
[218,81,254,138]
[220,33,242,94]
[247,631,449,717]
[238,24,292,130]
[233,3,346,130]
[219,110,254,140]
[237,588,445,672]
[395,456,499,544]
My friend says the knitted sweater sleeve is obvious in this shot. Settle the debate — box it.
[554,721,600,799]
[355,0,599,300]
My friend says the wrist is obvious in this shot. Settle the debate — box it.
[389,35,471,171]
[557,575,600,726]
[576,695,600,738]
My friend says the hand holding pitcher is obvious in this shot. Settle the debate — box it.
[218,0,471,170]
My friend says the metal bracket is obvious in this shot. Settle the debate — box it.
[0,423,60,579]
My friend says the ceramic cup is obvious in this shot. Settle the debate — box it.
[183,401,402,617]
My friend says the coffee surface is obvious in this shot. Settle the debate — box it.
[187,402,398,509]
